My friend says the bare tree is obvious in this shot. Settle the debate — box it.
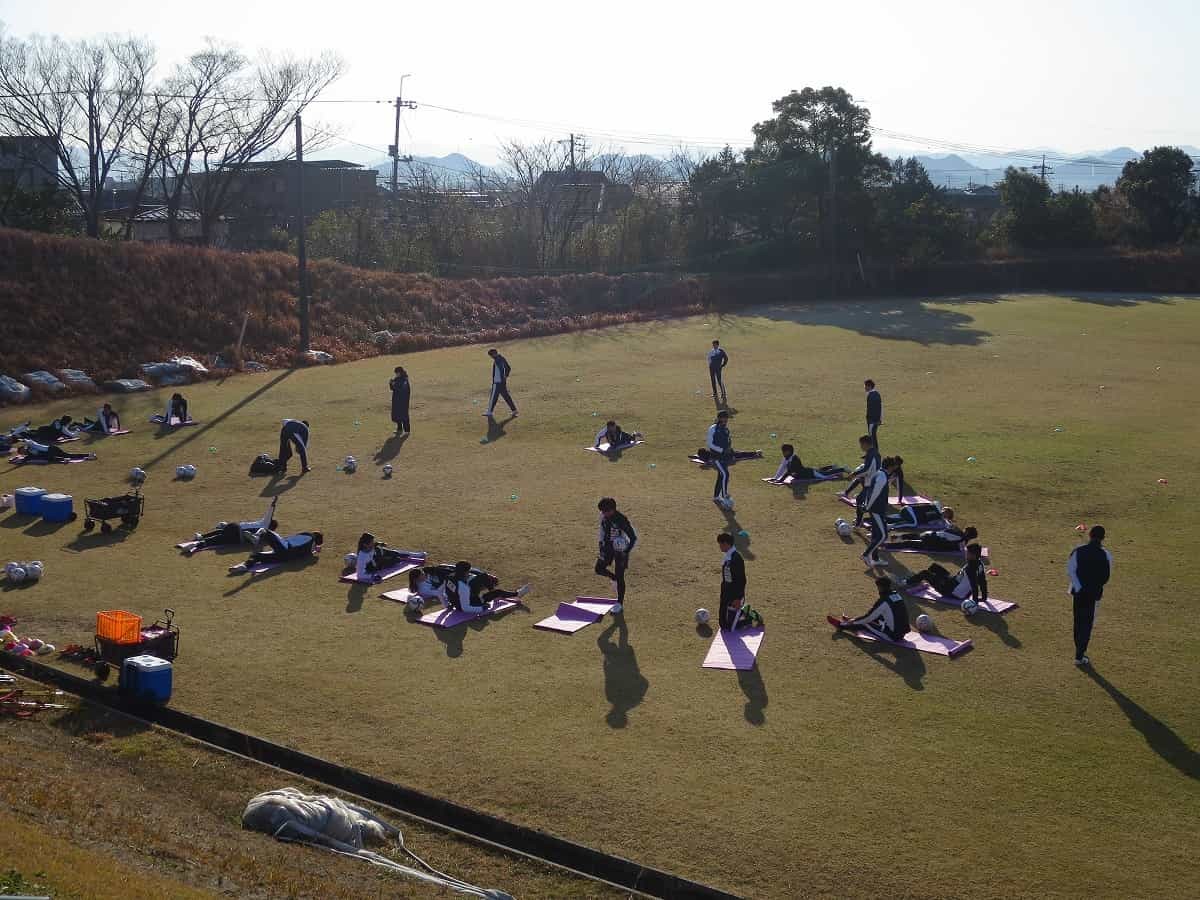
[0,31,155,237]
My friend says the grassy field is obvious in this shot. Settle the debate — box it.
[2,292,1198,899]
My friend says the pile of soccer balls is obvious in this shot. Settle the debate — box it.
[174,463,198,480]
[4,560,44,585]
[343,455,357,474]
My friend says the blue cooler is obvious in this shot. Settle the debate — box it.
[119,655,173,703]
[14,486,47,516]
[40,492,74,523]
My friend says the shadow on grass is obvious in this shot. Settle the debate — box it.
[24,519,73,537]
[63,528,133,553]
[1083,667,1199,781]
[719,507,755,561]
[482,414,515,446]
[222,556,319,597]
[374,433,408,465]
[1060,292,1182,308]
[139,370,296,473]
[597,617,648,729]
[345,583,367,613]
[831,630,926,690]
[52,703,152,740]
[430,611,515,659]
[259,473,302,498]
[737,666,768,725]
[0,513,38,530]
[754,296,997,347]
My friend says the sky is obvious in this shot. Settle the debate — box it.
[2,0,1199,166]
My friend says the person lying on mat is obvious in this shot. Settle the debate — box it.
[833,577,910,641]
[81,403,121,434]
[905,544,988,602]
[445,561,530,614]
[767,444,847,483]
[228,528,323,573]
[19,439,95,463]
[184,499,278,555]
[151,393,190,424]
[887,524,978,553]
[594,420,642,450]
[13,415,80,443]
[408,567,450,607]
[354,532,421,583]
[885,503,950,531]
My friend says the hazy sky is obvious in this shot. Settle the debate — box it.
[3,0,1198,165]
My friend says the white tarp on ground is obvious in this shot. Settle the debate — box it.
[58,368,98,391]
[21,370,67,393]
[0,375,32,403]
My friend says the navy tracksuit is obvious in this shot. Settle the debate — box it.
[866,388,882,443]
[862,469,890,561]
[278,419,310,471]
[1067,540,1112,659]
[707,422,733,499]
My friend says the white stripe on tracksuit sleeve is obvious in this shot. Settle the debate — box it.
[706,425,721,453]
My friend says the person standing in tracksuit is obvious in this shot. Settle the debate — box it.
[865,379,882,445]
[278,418,311,474]
[708,340,729,404]
[1067,525,1112,666]
[841,435,881,527]
[595,497,637,613]
[861,456,900,567]
[484,348,518,418]
[718,532,747,631]
[389,366,411,435]
[706,410,735,509]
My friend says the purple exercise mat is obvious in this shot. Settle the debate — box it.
[838,623,972,657]
[702,627,765,670]
[418,600,518,628]
[882,544,990,559]
[339,555,425,584]
[904,583,1016,614]
[838,492,934,508]
[534,597,618,633]
[8,455,92,465]
[761,474,840,485]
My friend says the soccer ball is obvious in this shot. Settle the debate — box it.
[130,466,147,484]
[183,464,197,479]
[343,455,357,473]
[406,594,423,611]
[915,613,932,633]
[382,464,394,478]
[611,603,624,614]
[695,608,710,624]
[962,599,979,616]
[835,518,852,537]
[343,552,356,568]
[175,465,187,478]
[24,561,43,581]
[7,566,26,584]
[611,533,630,552]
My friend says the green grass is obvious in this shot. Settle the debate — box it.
[2,292,1198,899]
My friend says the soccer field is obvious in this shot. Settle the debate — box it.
[2,292,1197,899]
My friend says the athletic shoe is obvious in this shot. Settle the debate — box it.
[712,497,724,505]
[754,450,764,458]
[228,562,249,574]
[516,584,531,598]
[1074,656,1090,666]
[861,554,884,567]
[611,603,624,614]
[511,410,519,417]
[193,532,203,542]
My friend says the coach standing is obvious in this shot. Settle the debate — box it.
[389,366,411,435]
[485,348,518,418]
[708,340,729,405]
[864,379,882,444]
[1067,525,1112,666]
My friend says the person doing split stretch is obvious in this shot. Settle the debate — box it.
[708,340,729,404]
[278,418,311,474]
[19,439,95,463]
[353,532,421,583]
[594,421,642,450]
[595,497,637,613]
[1067,525,1111,666]
[833,577,910,641]
[484,348,518,417]
[864,379,882,444]
[151,393,189,425]
[81,404,121,434]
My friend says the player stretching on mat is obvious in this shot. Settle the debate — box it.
[81,404,121,434]
[354,532,421,584]
[228,528,324,573]
[182,499,278,555]
[887,524,977,553]
[595,498,637,613]
[408,567,449,607]
[17,439,95,463]
[861,457,901,567]
[151,393,190,425]
[906,544,989,604]
[446,561,530,614]
[832,577,909,641]
[886,503,949,530]
[767,444,847,483]
[717,532,761,630]
[594,421,642,451]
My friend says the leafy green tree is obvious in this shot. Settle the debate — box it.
[995,167,1052,247]
[1117,146,1195,244]
[0,185,77,234]
[1046,190,1101,248]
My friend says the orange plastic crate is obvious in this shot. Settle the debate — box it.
[96,610,142,645]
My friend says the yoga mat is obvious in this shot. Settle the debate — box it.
[702,628,765,670]
[830,617,972,657]
[241,545,321,574]
[150,416,199,427]
[380,588,434,605]
[838,493,934,508]
[8,454,92,465]
[905,583,1016,614]
[534,597,618,633]
[339,557,422,584]
[690,455,757,468]
[882,544,989,559]
[418,600,518,628]
[585,440,644,453]
[762,473,840,485]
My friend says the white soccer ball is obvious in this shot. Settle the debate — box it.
[24,561,43,581]
[183,464,197,478]
[382,464,394,477]
[915,613,932,633]
[611,533,630,552]
[130,466,147,483]
[836,519,852,537]
[4,562,18,577]
[175,465,188,478]
[695,608,710,624]
[7,566,26,584]
[343,552,356,568]
[406,594,423,611]
[962,599,979,617]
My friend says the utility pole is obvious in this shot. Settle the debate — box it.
[1033,154,1054,184]
[295,115,309,352]
[558,133,584,170]
[389,76,416,195]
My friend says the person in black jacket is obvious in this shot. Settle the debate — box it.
[595,497,637,612]
[278,418,311,474]
[718,532,747,631]
[907,543,989,606]
[485,348,518,418]
[767,443,847,483]
[707,340,729,404]
[389,366,411,435]
[833,577,910,641]
[865,379,882,444]
[1067,525,1112,666]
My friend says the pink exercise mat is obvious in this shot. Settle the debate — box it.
[150,416,199,427]
[8,454,93,465]
[702,627,765,670]
[905,583,1017,614]
[883,544,989,560]
[762,474,842,486]
[339,555,424,584]
[240,545,322,574]
[838,492,934,508]
[418,600,518,628]
[585,441,644,453]
[534,597,618,633]
[380,587,436,605]
[833,619,972,657]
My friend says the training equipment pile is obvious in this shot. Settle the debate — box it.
[242,788,513,898]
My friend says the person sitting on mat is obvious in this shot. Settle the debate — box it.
[353,532,421,583]
[885,503,950,530]
[228,528,324,574]
[906,543,988,603]
[833,576,909,641]
[594,420,642,450]
[887,524,978,554]
[184,498,278,555]
[18,438,95,463]
[151,393,190,425]
[445,561,530,614]
[768,443,847,483]
[81,404,121,434]
[408,567,450,607]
